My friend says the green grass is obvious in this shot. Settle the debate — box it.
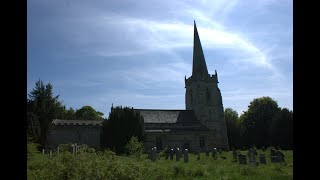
[27,148,293,180]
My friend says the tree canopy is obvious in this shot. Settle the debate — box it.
[224,108,240,149]
[101,106,145,154]
[75,106,104,120]
[27,80,66,146]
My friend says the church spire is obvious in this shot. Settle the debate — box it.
[192,21,209,79]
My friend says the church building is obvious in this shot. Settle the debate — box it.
[46,21,229,151]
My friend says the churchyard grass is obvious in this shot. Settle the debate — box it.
[28,147,293,180]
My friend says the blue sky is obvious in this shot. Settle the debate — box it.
[28,0,292,118]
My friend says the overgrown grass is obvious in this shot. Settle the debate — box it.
[27,145,293,180]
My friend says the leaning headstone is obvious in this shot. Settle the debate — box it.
[232,149,238,162]
[176,148,181,161]
[238,154,247,164]
[248,148,258,166]
[276,151,285,162]
[259,154,267,164]
[170,149,174,160]
[212,148,217,160]
[184,149,189,163]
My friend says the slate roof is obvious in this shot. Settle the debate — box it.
[51,119,103,126]
[136,109,199,124]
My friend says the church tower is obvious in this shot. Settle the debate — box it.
[185,21,228,149]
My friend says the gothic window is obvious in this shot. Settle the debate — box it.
[200,136,205,148]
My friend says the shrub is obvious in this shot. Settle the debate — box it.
[125,136,143,158]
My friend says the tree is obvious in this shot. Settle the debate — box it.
[269,108,293,149]
[75,106,104,120]
[224,108,240,149]
[125,136,144,157]
[239,96,281,148]
[101,106,145,154]
[27,80,65,146]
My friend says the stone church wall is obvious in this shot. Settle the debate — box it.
[46,125,102,149]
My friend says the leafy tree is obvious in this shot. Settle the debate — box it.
[224,108,240,149]
[27,80,65,146]
[269,108,293,149]
[239,96,281,148]
[101,106,145,154]
[75,106,104,120]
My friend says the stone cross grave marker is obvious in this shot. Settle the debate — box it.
[184,149,188,163]
[259,154,267,164]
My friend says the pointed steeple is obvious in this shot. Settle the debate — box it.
[192,21,209,79]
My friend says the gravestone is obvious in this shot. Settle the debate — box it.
[57,146,60,155]
[153,147,157,162]
[206,149,210,157]
[165,149,169,160]
[270,148,278,163]
[232,149,238,162]
[248,148,258,166]
[259,154,267,164]
[170,149,174,160]
[196,150,200,161]
[72,144,75,154]
[49,150,52,159]
[253,147,257,155]
[238,154,247,164]
[176,148,181,161]
[212,148,217,160]
[276,151,285,162]
[184,149,188,163]
[150,148,154,161]
[42,149,45,154]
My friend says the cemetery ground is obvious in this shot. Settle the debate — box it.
[28,144,293,180]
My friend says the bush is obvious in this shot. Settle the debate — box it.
[125,136,143,158]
